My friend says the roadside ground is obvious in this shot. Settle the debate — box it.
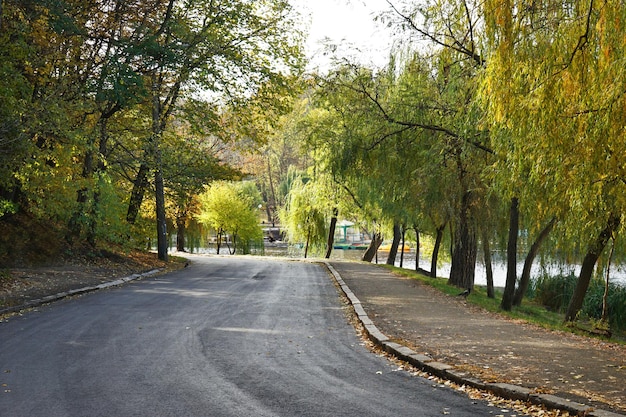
[328,260,626,416]
[0,250,184,311]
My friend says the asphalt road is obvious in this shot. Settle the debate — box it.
[1,256,518,416]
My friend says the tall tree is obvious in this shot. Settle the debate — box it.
[121,0,304,260]
[482,0,626,320]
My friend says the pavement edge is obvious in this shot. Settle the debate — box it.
[0,268,164,316]
[322,261,624,417]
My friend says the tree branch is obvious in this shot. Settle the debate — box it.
[329,73,494,154]
[563,0,594,69]
[385,0,485,67]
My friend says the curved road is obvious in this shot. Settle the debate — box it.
[1,256,515,416]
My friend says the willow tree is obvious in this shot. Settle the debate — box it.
[482,1,626,321]
[338,0,493,289]
[280,178,327,258]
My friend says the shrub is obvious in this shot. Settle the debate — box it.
[530,273,626,331]
[531,273,577,312]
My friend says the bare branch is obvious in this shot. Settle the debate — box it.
[385,0,485,67]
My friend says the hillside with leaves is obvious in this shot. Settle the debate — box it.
[0,0,304,265]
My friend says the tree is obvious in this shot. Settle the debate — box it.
[119,0,304,260]
[482,0,626,321]
[196,181,263,255]
[280,178,327,258]
[161,115,242,252]
[500,197,519,311]
[513,216,557,306]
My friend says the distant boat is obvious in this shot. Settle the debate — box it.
[333,242,368,250]
[378,243,411,252]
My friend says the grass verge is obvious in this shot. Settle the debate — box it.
[380,264,626,344]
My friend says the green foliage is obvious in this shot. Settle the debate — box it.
[279,178,327,254]
[530,273,626,332]
[482,1,626,246]
[196,182,263,254]
[91,174,132,245]
[0,0,304,258]
[530,273,578,312]
[0,200,18,217]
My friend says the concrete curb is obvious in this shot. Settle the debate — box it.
[0,268,163,316]
[323,261,624,417]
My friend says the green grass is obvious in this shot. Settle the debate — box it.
[381,264,625,343]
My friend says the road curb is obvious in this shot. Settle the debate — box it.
[0,268,163,316]
[322,261,624,417]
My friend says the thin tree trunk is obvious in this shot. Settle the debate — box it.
[602,234,616,323]
[482,229,495,298]
[414,226,420,272]
[513,216,557,306]
[400,225,406,268]
[68,115,113,245]
[216,230,222,255]
[362,231,383,262]
[154,162,168,261]
[86,116,113,247]
[266,157,278,225]
[149,76,168,261]
[565,213,620,322]
[231,234,237,255]
[501,197,519,311]
[325,207,338,259]
[431,224,445,278]
[304,227,311,258]
[386,223,402,266]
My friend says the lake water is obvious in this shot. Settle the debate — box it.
[181,245,626,287]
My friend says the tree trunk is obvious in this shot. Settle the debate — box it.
[362,231,383,262]
[304,227,311,259]
[325,207,338,259]
[431,224,445,278]
[85,117,113,247]
[501,197,519,311]
[482,229,495,298]
[513,216,557,306]
[400,225,406,268]
[386,223,402,266]
[154,162,168,261]
[565,213,620,322]
[448,192,476,290]
[126,162,150,224]
[176,213,186,252]
[216,230,222,255]
[602,235,616,323]
[414,226,420,272]
[267,157,278,226]
[68,116,112,245]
